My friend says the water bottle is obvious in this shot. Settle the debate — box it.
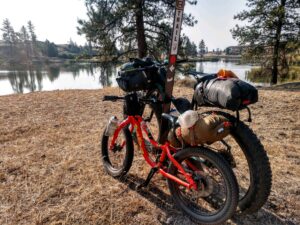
[105,116,119,136]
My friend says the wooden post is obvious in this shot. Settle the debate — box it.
[163,0,186,113]
[159,0,186,144]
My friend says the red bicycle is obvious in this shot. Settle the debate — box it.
[101,93,238,224]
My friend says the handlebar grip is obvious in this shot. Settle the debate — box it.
[103,95,122,101]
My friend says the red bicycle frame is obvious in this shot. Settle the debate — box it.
[109,115,198,190]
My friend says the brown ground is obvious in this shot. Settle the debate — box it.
[0,86,299,225]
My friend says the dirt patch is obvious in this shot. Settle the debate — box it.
[0,87,299,225]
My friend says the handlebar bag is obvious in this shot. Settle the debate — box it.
[123,93,143,116]
[117,62,150,92]
[117,61,161,92]
[193,77,258,111]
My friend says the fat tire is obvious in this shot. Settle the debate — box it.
[168,147,239,224]
[101,127,134,178]
[202,111,272,214]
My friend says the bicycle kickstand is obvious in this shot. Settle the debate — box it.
[136,167,158,190]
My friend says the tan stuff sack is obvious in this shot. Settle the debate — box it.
[168,128,182,148]
[168,110,231,147]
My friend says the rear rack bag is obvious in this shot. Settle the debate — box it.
[193,78,258,111]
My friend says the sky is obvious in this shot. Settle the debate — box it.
[0,0,247,50]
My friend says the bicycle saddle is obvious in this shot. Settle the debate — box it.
[161,113,179,129]
[172,97,192,114]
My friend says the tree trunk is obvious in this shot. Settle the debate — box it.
[135,0,147,58]
[9,43,13,60]
[271,42,279,85]
[271,0,286,85]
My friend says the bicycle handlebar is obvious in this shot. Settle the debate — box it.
[103,95,124,101]
[128,58,189,69]
[103,95,164,104]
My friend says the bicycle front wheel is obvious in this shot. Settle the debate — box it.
[101,127,134,178]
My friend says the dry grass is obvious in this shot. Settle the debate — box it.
[0,86,299,225]
[175,77,197,88]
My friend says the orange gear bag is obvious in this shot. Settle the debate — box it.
[217,69,238,79]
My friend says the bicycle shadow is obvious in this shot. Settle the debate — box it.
[118,173,190,225]
[118,173,295,225]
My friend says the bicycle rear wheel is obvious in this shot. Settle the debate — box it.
[144,101,272,213]
[202,111,272,214]
[168,147,238,224]
[101,127,134,178]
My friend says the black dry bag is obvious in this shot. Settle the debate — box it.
[193,77,258,111]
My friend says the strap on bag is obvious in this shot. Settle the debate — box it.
[188,125,196,146]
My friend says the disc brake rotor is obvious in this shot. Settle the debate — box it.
[191,171,214,198]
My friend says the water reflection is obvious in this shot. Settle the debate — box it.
[8,69,43,93]
[197,61,204,73]
[2,60,286,96]
[47,66,60,81]
[99,62,117,87]
[0,63,119,95]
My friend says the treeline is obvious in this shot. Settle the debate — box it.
[77,0,201,61]
[78,0,299,84]
[42,39,94,59]
[180,37,209,58]
[0,19,93,63]
[232,0,299,84]
[1,19,38,60]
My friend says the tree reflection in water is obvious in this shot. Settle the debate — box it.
[98,62,117,87]
[198,61,204,73]
[8,68,43,93]
[5,62,119,94]
[47,66,60,82]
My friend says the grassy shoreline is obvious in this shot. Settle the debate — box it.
[0,86,299,224]
[246,66,300,84]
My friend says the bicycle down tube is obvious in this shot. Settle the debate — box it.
[108,115,197,189]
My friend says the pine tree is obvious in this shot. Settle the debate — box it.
[19,26,30,58]
[180,36,197,58]
[198,39,206,57]
[231,0,300,84]
[43,40,58,57]
[27,21,37,43]
[27,21,37,56]
[68,38,81,54]
[1,19,12,44]
[78,0,198,60]
[19,26,29,41]
[1,19,18,57]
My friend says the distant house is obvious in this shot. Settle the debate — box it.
[225,46,245,55]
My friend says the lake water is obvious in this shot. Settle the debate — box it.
[0,61,259,96]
